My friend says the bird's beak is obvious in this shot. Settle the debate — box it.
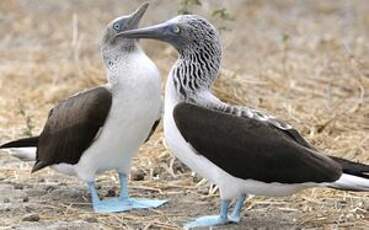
[118,22,172,42]
[127,2,149,28]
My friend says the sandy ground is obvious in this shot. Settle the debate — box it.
[0,0,369,229]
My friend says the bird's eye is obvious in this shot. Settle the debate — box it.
[113,23,120,31]
[173,26,181,34]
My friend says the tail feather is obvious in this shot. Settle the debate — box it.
[329,174,369,191]
[8,147,36,161]
[330,155,369,179]
[0,136,39,149]
[328,156,369,191]
[0,137,38,161]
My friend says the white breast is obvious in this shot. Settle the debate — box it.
[163,77,320,200]
[53,48,161,182]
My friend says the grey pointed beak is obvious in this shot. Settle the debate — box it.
[119,21,185,49]
[127,2,149,28]
[118,22,171,41]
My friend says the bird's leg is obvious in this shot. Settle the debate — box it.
[88,181,129,213]
[229,194,247,223]
[87,173,166,213]
[118,172,129,200]
[184,199,231,229]
[117,172,167,209]
[88,181,101,205]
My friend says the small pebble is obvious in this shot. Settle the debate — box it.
[192,174,202,183]
[197,186,208,195]
[131,168,146,181]
[3,198,10,203]
[22,214,40,222]
[45,185,55,193]
[25,206,34,212]
[173,160,189,173]
[23,197,29,203]
[86,217,98,223]
[152,166,162,177]
[106,188,117,197]
[14,184,24,190]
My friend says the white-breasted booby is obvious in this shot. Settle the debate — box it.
[0,3,166,213]
[120,15,369,228]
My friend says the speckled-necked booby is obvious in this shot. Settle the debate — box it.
[120,15,369,228]
[0,2,166,213]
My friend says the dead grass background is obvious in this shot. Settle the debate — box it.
[0,0,368,229]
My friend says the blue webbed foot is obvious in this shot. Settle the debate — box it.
[184,200,231,229]
[127,197,167,209]
[184,215,230,229]
[117,172,167,209]
[91,197,167,213]
[87,173,167,213]
[92,197,132,213]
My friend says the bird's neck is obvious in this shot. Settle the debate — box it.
[169,47,221,102]
[102,41,136,69]
[103,45,145,91]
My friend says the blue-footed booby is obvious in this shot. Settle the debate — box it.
[0,2,166,213]
[120,15,369,228]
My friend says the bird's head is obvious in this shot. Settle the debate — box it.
[101,2,149,52]
[119,15,222,90]
[118,15,221,56]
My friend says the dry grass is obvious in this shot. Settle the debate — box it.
[0,0,368,229]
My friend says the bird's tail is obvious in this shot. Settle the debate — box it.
[0,136,38,161]
[327,156,369,191]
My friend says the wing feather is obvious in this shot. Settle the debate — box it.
[173,102,342,184]
[34,86,112,171]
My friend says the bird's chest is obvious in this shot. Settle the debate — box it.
[74,72,161,176]
[95,61,160,155]
[108,55,161,132]
[163,80,223,182]
[111,92,158,135]
[164,103,219,183]
[107,75,161,145]
[163,87,202,170]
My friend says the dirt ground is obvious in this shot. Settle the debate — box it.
[0,0,369,229]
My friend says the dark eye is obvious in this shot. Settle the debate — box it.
[113,23,120,31]
[173,25,181,34]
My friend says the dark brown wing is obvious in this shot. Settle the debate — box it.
[238,106,316,151]
[173,102,342,184]
[264,116,317,150]
[33,87,112,172]
[144,119,160,142]
[258,109,369,179]
[144,100,162,143]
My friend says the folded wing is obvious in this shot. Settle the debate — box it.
[33,86,112,172]
[173,102,342,184]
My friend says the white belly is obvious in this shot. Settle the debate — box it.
[164,83,319,200]
[52,50,161,182]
